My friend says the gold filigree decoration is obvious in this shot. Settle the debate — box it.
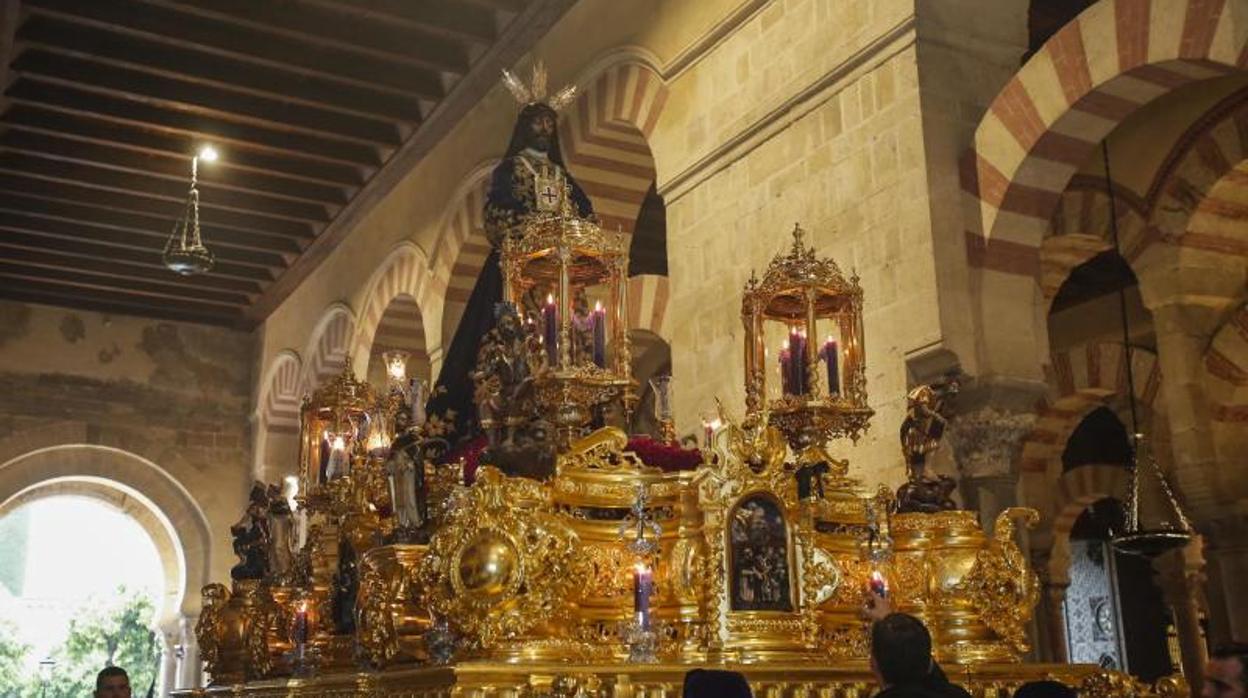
[419,467,584,650]
[196,583,229,675]
[954,508,1040,656]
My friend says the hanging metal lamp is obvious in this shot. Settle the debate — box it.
[163,145,217,275]
[1112,432,1194,557]
[1098,142,1194,557]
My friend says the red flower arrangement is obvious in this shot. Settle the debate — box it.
[439,434,702,482]
[625,436,703,472]
[441,434,488,485]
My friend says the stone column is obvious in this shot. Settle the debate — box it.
[1203,516,1248,644]
[176,613,202,689]
[948,403,1037,532]
[1147,300,1221,518]
[1154,546,1208,691]
[1029,550,1071,663]
[159,632,178,698]
[1136,253,1241,527]
[158,619,181,697]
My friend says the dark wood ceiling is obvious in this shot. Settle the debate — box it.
[0,0,572,327]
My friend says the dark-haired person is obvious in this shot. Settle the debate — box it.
[1013,680,1076,698]
[683,668,754,698]
[1204,643,1248,698]
[865,591,971,698]
[95,666,132,698]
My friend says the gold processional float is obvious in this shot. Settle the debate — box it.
[183,218,1185,698]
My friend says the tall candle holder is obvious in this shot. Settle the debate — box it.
[742,224,874,452]
[649,375,676,443]
[618,483,661,663]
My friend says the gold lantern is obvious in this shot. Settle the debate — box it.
[500,213,633,446]
[298,359,377,503]
[742,224,873,450]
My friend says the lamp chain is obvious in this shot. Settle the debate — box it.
[1100,141,1141,438]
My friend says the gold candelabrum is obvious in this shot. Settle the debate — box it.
[187,229,1184,698]
[742,224,873,453]
[500,212,633,448]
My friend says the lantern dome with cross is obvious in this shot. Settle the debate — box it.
[742,224,873,450]
[499,212,633,447]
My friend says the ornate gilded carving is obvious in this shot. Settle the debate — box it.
[957,508,1040,655]
[419,467,584,653]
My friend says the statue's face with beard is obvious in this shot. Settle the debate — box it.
[527,110,556,152]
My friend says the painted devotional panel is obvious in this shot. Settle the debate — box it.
[728,494,793,612]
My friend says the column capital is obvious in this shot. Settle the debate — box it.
[948,407,1036,479]
[1135,247,1242,329]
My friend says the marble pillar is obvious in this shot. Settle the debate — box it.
[176,613,202,689]
[1153,546,1208,691]
[1203,517,1248,645]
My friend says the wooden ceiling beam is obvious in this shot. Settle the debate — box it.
[12,52,401,149]
[6,79,385,168]
[0,152,334,224]
[244,0,579,325]
[17,16,434,116]
[0,172,318,239]
[0,243,265,295]
[24,0,447,99]
[0,131,349,207]
[456,0,527,15]
[0,193,303,258]
[4,106,365,188]
[143,0,471,75]
[298,0,497,46]
[0,260,252,307]
[0,286,241,326]
[0,228,274,281]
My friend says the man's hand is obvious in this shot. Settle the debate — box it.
[863,589,893,622]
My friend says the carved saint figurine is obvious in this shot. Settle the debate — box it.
[230,483,271,580]
[264,483,295,584]
[385,409,430,542]
[896,375,961,513]
[472,302,554,478]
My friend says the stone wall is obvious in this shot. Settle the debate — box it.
[656,1,936,486]
[0,299,253,587]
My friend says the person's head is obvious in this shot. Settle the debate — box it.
[870,613,933,688]
[682,669,753,698]
[505,104,566,164]
[1204,643,1248,698]
[1013,680,1077,698]
[95,666,131,698]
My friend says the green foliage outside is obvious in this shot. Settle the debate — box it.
[0,587,160,697]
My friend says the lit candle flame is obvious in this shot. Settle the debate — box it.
[594,300,603,313]
[331,435,346,451]
[547,293,555,305]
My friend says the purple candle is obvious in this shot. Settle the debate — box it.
[821,337,840,396]
[779,342,792,395]
[293,602,309,645]
[790,329,807,395]
[592,301,606,368]
[634,562,653,630]
[543,294,558,367]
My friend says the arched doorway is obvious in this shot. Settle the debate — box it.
[0,485,167,695]
[0,445,213,693]
[365,294,431,390]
